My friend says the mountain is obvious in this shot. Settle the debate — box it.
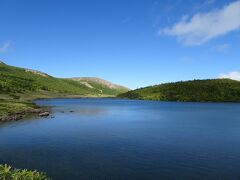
[118,79,240,102]
[0,62,129,99]
[70,77,130,96]
[0,62,129,118]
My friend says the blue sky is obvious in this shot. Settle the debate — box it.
[0,0,240,89]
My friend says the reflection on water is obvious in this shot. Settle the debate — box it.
[1,98,240,180]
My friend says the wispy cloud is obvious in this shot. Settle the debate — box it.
[219,71,240,81]
[212,43,231,52]
[203,0,215,6]
[160,1,240,46]
[0,41,11,53]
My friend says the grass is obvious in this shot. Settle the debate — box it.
[0,99,36,116]
[0,62,128,97]
[0,164,50,180]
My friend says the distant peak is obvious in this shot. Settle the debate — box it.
[70,77,130,90]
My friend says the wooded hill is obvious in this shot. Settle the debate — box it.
[118,79,240,102]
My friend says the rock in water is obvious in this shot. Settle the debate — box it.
[39,112,50,117]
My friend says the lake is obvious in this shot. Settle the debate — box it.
[1,98,240,179]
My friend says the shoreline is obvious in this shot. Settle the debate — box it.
[2,96,240,123]
[0,108,50,122]
[0,95,115,123]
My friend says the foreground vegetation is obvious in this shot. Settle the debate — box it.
[118,79,240,102]
[0,164,50,180]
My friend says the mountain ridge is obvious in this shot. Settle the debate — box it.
[70,77,130,91]
[0,61,129,98]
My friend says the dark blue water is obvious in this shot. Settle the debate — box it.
[1,98,240,180]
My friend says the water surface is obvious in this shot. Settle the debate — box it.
[1,98,240,179]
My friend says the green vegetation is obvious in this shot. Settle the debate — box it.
[0,62,128,97]
[0,100,36,116]
[0,62,129,119]
[118,79,240,102]
[0,164,49,180]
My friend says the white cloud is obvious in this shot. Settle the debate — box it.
[219,71,240,81]
[0,41,11,53]
[160,1,240,46]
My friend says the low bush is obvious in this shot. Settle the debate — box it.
[0,164,50,180]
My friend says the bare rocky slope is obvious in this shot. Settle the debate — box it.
[70,77,130,94]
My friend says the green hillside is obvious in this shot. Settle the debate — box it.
[0,62,128,98]
[118,79,240,102]
[0,62,128,118]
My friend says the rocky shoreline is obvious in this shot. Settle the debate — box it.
[0,108,50,122]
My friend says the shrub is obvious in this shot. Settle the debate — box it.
[0,164,50,180]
